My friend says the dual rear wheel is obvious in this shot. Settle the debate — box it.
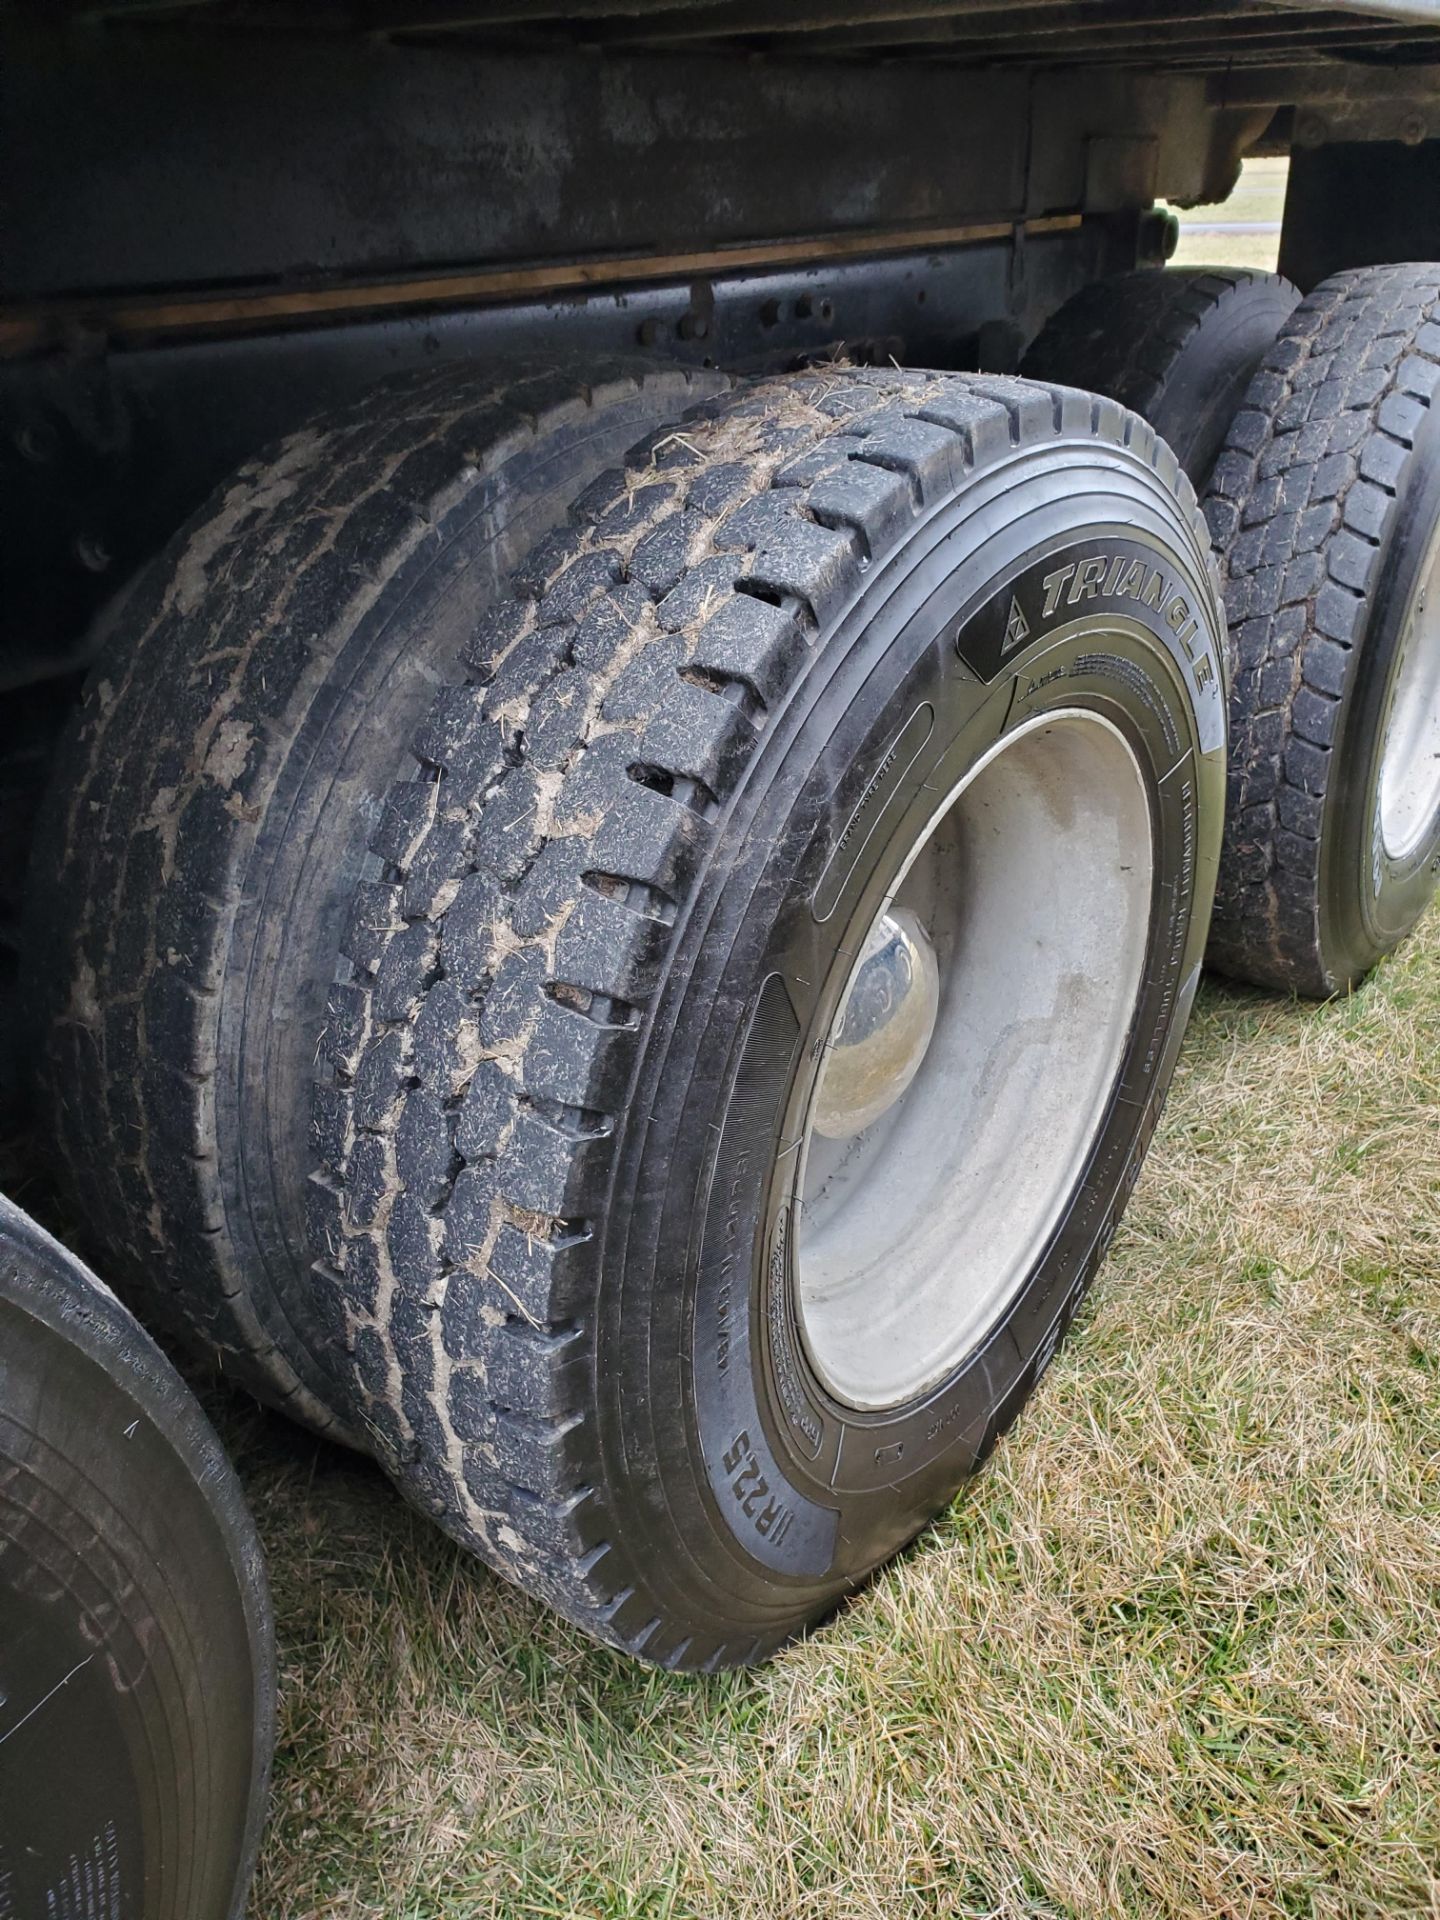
[1028,261,1440,996]
[30,362,1225,1663]
[43,253,1440,1661]
[35,263,1440,1663]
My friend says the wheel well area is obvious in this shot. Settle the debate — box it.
[1,3,1436,1063]
[5,6,1438,688]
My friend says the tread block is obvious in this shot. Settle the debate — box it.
[521,998,637,1110]
[439,870,505,991]
[479,945,548,1050]
[372,919,440,1023]
[402,810,475,919]
[587,782,708,898]
[396,1088,456,1206]
[468,765,546,883]
[741,515,858,626]
[411,976,475,1094]
[311,1081,354,1172]
[321,981,373,1076]
[570,582,655,674]
[455,1058,519,1163]
[352,1026,411,1132]
[345,1130,392,1229]
[805,461,917,553]
[305,1174,346,1273]
[497,1112,608,1215]
[689,595,807,711]
[553,891,670,1001]
[639,678,754,790]
[853,415,966,500]
[340,880,405,976]
[511,835,590,938]
[387,1191,445,1299]
[442,1163,500,1267]
[371,781,439,869]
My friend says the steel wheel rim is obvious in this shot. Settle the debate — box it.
[1379,522,1440,863]
[794,708,1155,1412]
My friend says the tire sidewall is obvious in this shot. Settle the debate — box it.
[1149,280,1301,484]
[0,1198,273,1920]
[595,443,1226,1637]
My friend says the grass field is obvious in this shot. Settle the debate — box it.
[227,904,1440,1920]
[1170,157,1287,274]
[213,170,1440,1917]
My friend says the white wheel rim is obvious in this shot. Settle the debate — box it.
[1379,521,1440,864]
[794,709,1154,1412]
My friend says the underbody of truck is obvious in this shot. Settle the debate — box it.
[4,2,1439,690]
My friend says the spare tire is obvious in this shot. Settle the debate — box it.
[1205,263,1440,993]
[26,361,725,1439]
[311,367,1227,1667]
[0,1195,272,1920]
[1020,267,1301,485]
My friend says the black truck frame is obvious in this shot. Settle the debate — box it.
[5,2,1439,697]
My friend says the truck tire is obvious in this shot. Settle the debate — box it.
[0,1195,272,1920]
[1020,267,1301,484]
[1204,264,1440,994]
[26,361,725,1440]
[311,367,1227,1667]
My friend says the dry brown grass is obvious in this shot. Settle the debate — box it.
[222,906,1440,1920]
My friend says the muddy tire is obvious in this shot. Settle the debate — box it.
[0,1195,272,1920]
[1205,264,1440,994]
[1021,267,1301,484]
[25,362,724,1437]
[312,368,1226,1668]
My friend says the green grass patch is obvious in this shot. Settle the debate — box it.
[1169,156,1287,274]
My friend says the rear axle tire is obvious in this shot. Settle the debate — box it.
[1020,266,1301,486]
[1204,264,1440,994]
[0,1196,272,1920]
[25,361,725,1436]
[312,368,1227,1667]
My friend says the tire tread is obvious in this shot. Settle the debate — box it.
[1202,264,1440,993]
[312,367,1210,1662]
[26,363,717,1433]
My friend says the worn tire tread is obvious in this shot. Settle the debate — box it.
[312,366,1207,1665]
[27,363,719,1436]
[1202,263,1440,993]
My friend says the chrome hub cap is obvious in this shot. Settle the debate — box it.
[811,908,941,1140]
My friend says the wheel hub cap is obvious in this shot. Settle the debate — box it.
[811,908,940,1140]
